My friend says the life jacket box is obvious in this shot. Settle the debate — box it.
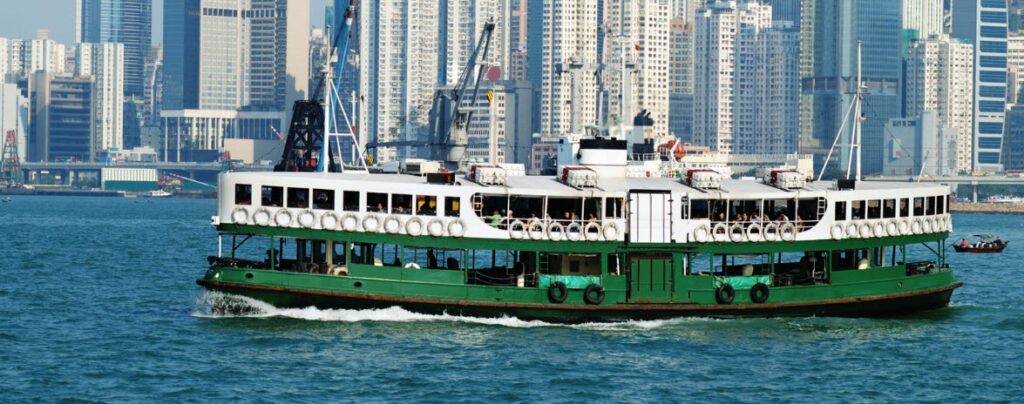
[561,166,598,188]
[766,170,806,189]
[499,163,526,177]
[469,164,507,185]
[686,169,722,189]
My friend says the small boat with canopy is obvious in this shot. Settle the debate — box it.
[952,234,1008,254]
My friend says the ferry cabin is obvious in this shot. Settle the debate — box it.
[203,170,958,320]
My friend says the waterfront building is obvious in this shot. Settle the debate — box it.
[604,0,671,139]
[905,35,975,172]
[76,43,125,160]
[882,112,959,177]
[1005,105,1024,171]
[76,0,151,97]
[28,72,92,162]
[770,0,801,25]
[903,0,945,39]
[358,0,441,163]
[953,0,1009,173]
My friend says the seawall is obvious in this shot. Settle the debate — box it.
[950,202,1024,215]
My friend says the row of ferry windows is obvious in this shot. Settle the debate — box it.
[834,196,945,221]
[233,184,462,216]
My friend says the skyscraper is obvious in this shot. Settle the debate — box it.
[903,0,944,39]
[538,0,599,136]
[953,0,1008,172]
[443,0,508,85]
[605,0,671,138]
[771,0,802,25]
[77,0,152,97]
[76,42,125,160]
[905,35,975,172]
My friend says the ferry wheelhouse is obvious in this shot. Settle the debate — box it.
[198,139,961,322]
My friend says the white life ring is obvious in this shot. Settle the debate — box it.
[693,224,711,243]
[320,211,339,230]
[404,262,421,269]
[509,220,526,239]
[405,216,424,236]
[847,222,860,239]
[447,219,466,237]
[584,222,602,242]
[780,222,797,241]
[872,221,885,238]
[932,217,943,232]
[945,215,953,232]
[528,219,546,240]
[298,209,316,228]
[898,218,911,235]
[729,223,746,242]
[746,223,763,242]
[859,222,872,238]
[341,213,359,231]
[566,222,584,242]
[253,208,271,226]
[427,218,446,237]
[763,222,779,242]
[362,214,381,233]
[602,222,620,241]
[830,223,845,240]
[274,209,294,227]
[923,217,934,233]
[383,215,402,234]
[911,218,923,234]
[885,219,898,237]
[712,223,729,242]
[547,222,565,242]
[231,207,250,224]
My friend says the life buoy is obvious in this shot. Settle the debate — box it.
[547,222,565,242]
[341,213,359,231]
[509,220,526,239]
[231,207,250,224]
[859,222,872,238]
[898,218,911,235]
[362,214,381,232]
[253,208,271,226]
[602,222,620,240]
[566,222,584,242]
[712,223,729,242]
[298,210,316,228]
[911,218,923,234]
[751,283,770,304]
[405,216,424,236]
[383,215,402,234]
[320,211,339,230]
[872,221,885,238]
[715,283,735,304]
[885,219,898,237]
[528,219,546,240]
[830,223,845,240]
[780,222,797,242]
[728,223,746,242]
[403,262,421,269]
[763,223,779,242]
[746,223,763,242]
[427,218,446,237]
[547,281,568,304]
[447,219,466,237]
[923,217,934,233]
[583,284,605,305]
[693,224,711,243]
[584,222,601,242]
[945,215,953,232]
[847,222,860,239]
[274,209,294,227]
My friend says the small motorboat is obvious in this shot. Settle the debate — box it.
[953,234,1008,253]
[1,197,11,203]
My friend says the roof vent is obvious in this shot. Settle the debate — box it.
[561,166,598,188]
[469,164,507,186]
[765,169,807,190]
[685,169,722,189]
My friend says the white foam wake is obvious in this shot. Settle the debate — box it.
[192,290,707,330]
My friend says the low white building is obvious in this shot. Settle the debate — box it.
[883,112,958,177]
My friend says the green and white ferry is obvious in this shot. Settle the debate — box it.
[197,136,961,322]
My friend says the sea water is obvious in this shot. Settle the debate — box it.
[1,196,1023,401]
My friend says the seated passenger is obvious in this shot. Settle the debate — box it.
[959,238,969,247]
[488,210,503,227]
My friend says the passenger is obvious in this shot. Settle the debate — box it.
[446,257,459,270]
[959,238,969,248]
[427,249,438,268]
[488,210,503,227]
[374,202,384,212]
[587,213,598,223]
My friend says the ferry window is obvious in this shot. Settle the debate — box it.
[444,196,461,217]
[313,189,334,210]
[712,200,730,221]
[690,200,710,219]
[510,196,543,220]
[605,198,624,218]
[851,200,864,219]
[926,196,937,215]
[883,199,896,218]
[287,188,309,208]
[899,198,910,217]
[582,198,602,222]
[367,193,388,212]
[867,200,881,219]
[261,186,283,207]
[913,197,925,216]
[765,199,792,221]
[480,195,509,219]
[797,199,818,223]
[834,201,847,221]
[342,191,360,211]
[937,196,945,214]
[234,184,252,205]
[832,249,871,271]
[548,198,583,222]
[731,200,763,221]
[391,194,412,214]
[415,195,438,215]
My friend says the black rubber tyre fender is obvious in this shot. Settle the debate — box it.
[715,283,735,305]
[583,284,605,305]
[750,283,770,304]
[547,281,568,304]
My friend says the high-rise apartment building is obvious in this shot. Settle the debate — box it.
[76,43,125,160]
[953,0,1009,172]
[771,0,801,25]
[905,35,975,172]
[444,0,508,85]
[605,0,671,139]
[28,72,93,162]
[358,0,441,163]
[538,0,599,136]
[903,0,945,39]
[77,0,151,97]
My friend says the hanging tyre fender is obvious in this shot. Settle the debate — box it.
[715,283,735,305]
[583,284,605,305]
[547,281,568,304]
[750,283,770,304]
[231,207,250,224]
[320,211,339,230]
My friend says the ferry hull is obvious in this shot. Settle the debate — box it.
[196,278,960,323]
